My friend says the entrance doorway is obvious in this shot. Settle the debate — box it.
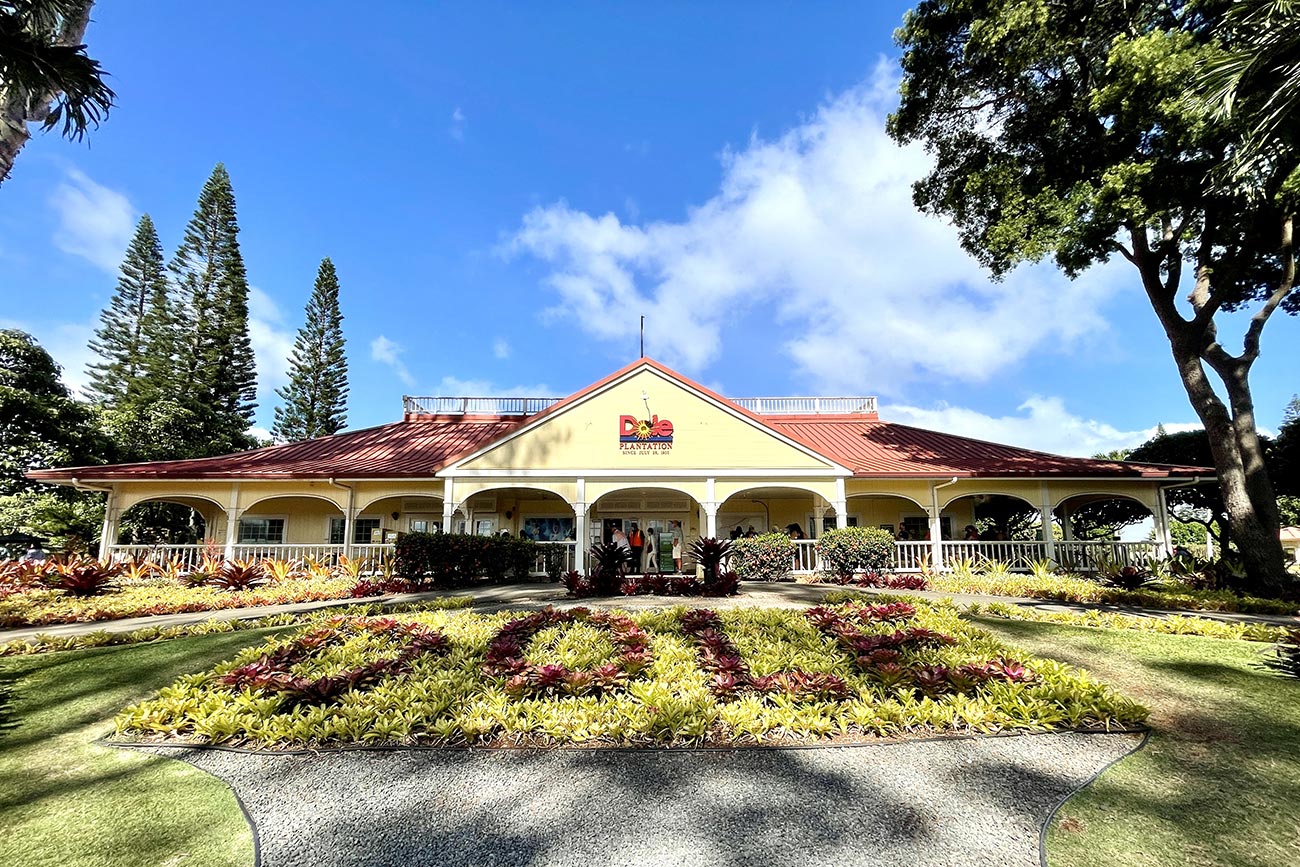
[600,515,684,573]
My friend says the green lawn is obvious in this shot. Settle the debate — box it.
[974,617,1300,867]
[0,628,290,867]
[2,611,1296,867]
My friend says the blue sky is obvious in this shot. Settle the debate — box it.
[1,1,1296,456]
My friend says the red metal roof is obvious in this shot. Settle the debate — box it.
[765,416,1209,478]
[27,417,523,481]
[27,359,1211,482]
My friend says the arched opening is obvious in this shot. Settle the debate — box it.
[118,496,223,545]
[719,486,836,541]
[942,493,1044,542]
[1054,493,1162,571]
[591,487,701,574]
[361,495,445,537]
[844,494,931,541]
[453,487,574,539]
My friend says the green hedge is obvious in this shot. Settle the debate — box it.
[816,526,895,576]
[731,532,795,582]
[392,533,534,586]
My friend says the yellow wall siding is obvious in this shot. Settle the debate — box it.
[459,368,839,472]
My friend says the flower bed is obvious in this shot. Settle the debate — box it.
[0,597,475,656]
[0,576,363,628]
[963,599,1294,643]
[926,572,1299,615]
[115,599,1146,747]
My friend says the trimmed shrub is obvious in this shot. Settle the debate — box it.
[731,532,795,582]
[817,527,896,577]
[392,532,534,586]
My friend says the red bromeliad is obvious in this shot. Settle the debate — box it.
[221,616,450,708]
[482,606,654,698]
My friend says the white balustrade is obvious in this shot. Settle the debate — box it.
[892,541,933,572]
[404,396,561,416]
[531,541,577,577]
[731,396,878,415]
[107,544,211,570]
[791,539,820,573]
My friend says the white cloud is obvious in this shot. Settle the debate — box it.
[509,63,1123,395]
[371,334,415,387]
[492,337,511,360]
[451,107,466,140]
[882,395,1200,457]
[247,286,295,403]
[49,168,136,273]
[432,375,553,396]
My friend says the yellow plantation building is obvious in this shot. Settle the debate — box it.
[31,359,1209,574]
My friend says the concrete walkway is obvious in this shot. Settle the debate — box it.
[2,581,1295,644]
[132,732,1143,867]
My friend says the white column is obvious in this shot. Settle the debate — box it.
[223,484,241,559]
[97,487,119,560]
[1060,502,1075,541]
[928,507,944,571]
[1155,487,1173,556]
[1038,484,1056,560]
[342,506,357,558]
[574,504,588,574]
[441,476,455,534]
[834,478,847,529]
[703,477,718,538]
[224,509,241,559]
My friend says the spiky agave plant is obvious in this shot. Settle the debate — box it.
[209,559,270,592]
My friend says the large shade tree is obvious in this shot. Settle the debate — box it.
[889,0,1299,592]
[0,0,113,184]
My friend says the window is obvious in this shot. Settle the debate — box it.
[354,518,381,544]
[238,517,284,544]
[327,517,384,544]
[900,516,952,541]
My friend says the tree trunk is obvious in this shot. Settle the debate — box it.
[0,2,95,185]
[1171,345,1289,593]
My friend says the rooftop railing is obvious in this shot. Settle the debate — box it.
[404,395,878,416]
[730,397,878,415]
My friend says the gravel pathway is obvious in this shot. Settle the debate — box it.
[131,732,1142,867]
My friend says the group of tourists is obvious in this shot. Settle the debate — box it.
[610,523,683,575]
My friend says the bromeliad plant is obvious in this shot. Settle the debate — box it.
[482,606,653,698]
[208,559,270,592]
[45,557,124,597]
[221,615,450,708]
[680,608,849,701]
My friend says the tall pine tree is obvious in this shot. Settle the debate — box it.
[86,214,170,404]
[168,163,257,454]
[272,258,349,442]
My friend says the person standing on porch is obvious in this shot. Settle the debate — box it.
[628,524,644,572]
[612,526,631,575]
[671,532,682,573]
[643,528,659,574]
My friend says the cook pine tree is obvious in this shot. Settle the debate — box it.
[168,163,258,454]
[272,257,349,442]
[86,213,170,405]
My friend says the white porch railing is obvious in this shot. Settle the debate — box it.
[106,543,396,570]
[783,540,1163,575]
[107,544,211,569]
[531,541,577,577]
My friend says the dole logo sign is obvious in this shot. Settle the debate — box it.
[619,414,674,452]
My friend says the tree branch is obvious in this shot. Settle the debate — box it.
[1242,213,1296,362]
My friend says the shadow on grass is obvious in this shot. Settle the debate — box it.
[0,628,290,814]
